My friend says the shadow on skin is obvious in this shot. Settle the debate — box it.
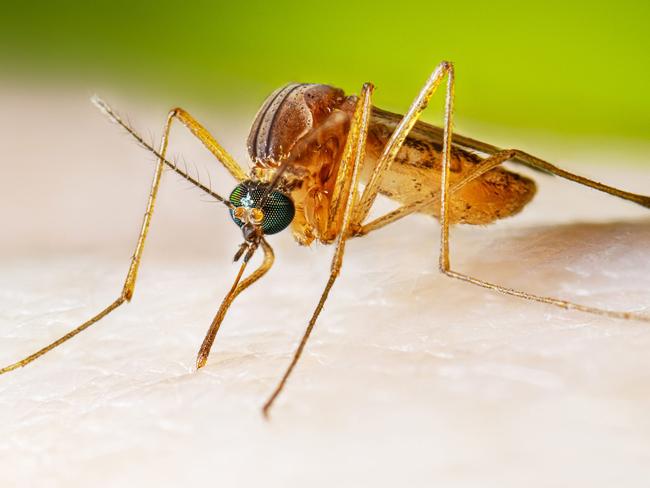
[449,217,650,311]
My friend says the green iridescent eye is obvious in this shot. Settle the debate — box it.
[229,181,295,235]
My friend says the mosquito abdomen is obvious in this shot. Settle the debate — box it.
[364,107,537,225]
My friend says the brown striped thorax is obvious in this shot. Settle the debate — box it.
[244,83,537,246]
[246,83,357,245]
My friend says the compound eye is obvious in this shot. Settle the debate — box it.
[261,190,295,234]
[229,181,295,235]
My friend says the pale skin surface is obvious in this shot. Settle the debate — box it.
[1,82,650,488]
[0,62,649,420]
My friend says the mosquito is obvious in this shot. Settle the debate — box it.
[2,61,649,418]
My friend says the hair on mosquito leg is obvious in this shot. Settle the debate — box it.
[91,96,232,206]
[206,167,214,196]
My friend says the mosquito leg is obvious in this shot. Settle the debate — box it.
[344,60,648,321]
[0,101,241,375]
[0,299,125,375]
[92,97,241,203]
[508,150,650,209]
[348,59,647,236]
[352,144,650,320]
[351,149,519,236]
[352,148,649,237]
[352,61,454,225]
[161,107,248,182]
[438,156,650,320]
[430,70,650,322]
[261,83,374,418]
[348,59,645,236]
[0,117,168,374]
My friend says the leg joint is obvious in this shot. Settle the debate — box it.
[439,60,454,73]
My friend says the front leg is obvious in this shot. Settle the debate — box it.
[352,61,455,226]
[0,101,238,375]
[261,83,374,418]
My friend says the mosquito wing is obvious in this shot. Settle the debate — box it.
[370,106,551,175]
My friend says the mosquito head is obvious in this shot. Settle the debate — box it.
[229,180,295,243]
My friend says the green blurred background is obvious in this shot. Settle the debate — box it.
[1,0,649,140]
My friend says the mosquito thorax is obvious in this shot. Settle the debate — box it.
[247,83,351,164]
[229,180,295,236]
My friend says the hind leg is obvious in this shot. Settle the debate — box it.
[349,61,649,322]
